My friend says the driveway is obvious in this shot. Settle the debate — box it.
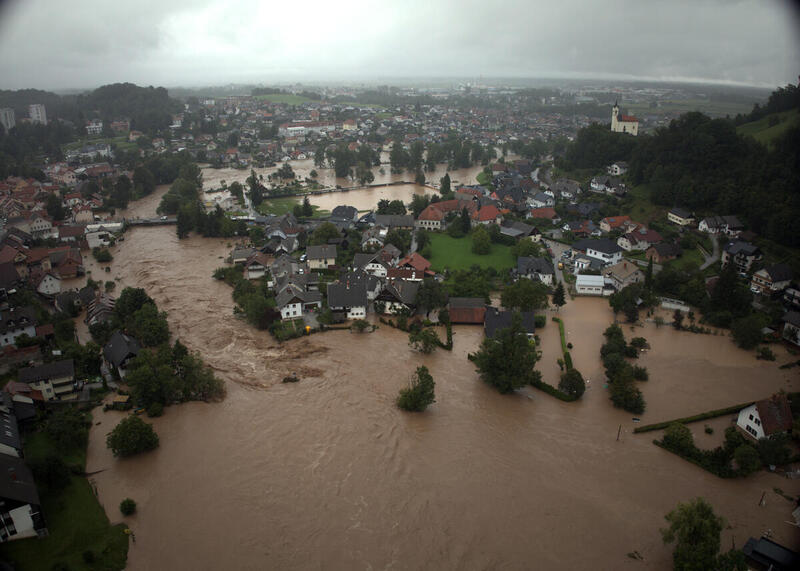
[699,235,719,270]
[542,238,571,285]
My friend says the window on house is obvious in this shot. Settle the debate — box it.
[748,414,753,421]
[755,419,760,426]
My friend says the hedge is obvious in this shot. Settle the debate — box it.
[652,440,737,479]
[530,378,578,402]
[633,403,753,434]
[552,317,567,352]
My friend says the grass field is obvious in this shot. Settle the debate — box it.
[63,135,137,153]
[625,98,754,118]
[736,109,799,146]
[0,431,129,571]
[621,185,666,223]
[255,94,313,105]
[666,247,704,271]
[257,197,329,218]
[428,234,515,271]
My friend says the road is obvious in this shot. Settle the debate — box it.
[699,235,720,270]
[542,238,570,284]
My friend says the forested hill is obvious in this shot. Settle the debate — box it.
[559,84,800,248]
[0,83,181,133]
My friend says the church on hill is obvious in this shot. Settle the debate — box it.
[611,102,638,136]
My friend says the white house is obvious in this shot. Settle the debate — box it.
[517,257,555,286]
[18,360,76,401]
[34,273,61,297]
[575,274,610,296]
[327,282,368,320]
[0,455,47,542]
[306,244,337,270]
[0,307,37,347]
[244,254,272,281]
[736,394,793,441]
[585,240,623,266]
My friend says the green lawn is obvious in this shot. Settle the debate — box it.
[255,94,313,105]
[737,109,800,146]
[257,198,329,218]
[626,99,754,118]
[621,185,666,224]
[428,234,515,271]
[0,431,129,571]
[63,135,136,153]
[666,247,704,271]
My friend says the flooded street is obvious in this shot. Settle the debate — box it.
[201,158,487,212]
[84,197,800,570]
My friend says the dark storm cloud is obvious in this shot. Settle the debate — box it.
[0,0,797,90]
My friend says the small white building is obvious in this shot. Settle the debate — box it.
[736,394,793,441]
[575,274,610,296]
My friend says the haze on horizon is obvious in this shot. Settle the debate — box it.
[0,0,798,91]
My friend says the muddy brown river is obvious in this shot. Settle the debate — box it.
[85,188,800,570]
[201,158,488,212]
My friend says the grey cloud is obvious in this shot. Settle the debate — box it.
[0,0,797,90]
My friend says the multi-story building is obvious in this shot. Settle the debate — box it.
[0,108,15,132]
[85,119,103,136]
[27,104,46,125]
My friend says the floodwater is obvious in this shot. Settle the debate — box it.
[84,197,800,570]
[201,158,487,212]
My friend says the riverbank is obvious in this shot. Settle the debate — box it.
[83,220,800,570]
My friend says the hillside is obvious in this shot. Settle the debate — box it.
[736,109,800,146]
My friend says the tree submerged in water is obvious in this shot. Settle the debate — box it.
[397,366,436,412]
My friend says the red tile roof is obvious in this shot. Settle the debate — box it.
[755,394,793,436]
[529,207,557,220]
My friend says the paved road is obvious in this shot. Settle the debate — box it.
[542,238,570,284]
[699,235,720,270]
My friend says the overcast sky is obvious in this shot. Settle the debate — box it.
[0,0,798,90]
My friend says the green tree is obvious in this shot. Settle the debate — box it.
[473,313,539,393]
[45,408,90,451]
[734,445,762,475]
[460,208,472,234]
[127,303,170,347]
[731,314,764,349]
[389,141,409,172]
[662,498,725,571]
[471,225,491,255]
[310,222,340,245]
[414,278,447,317]
[397,366,436,412]
[501,279,549,312]
[558,368,586,398]
[120,498,137,516]
[439,173,451,195]
[228,181,244,202]
[552,282,566,309]
[301,196,313,217]
[663,423,695,455]
[409,328,440,354]
[106,416,160,457]
[46,193,65,221]
[125,346,176,406]
[757,433,791,467]
[645,256,654,289]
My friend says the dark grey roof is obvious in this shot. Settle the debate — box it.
[327,282,368,309]
[669,207,692,218]
[0,307,36,335]
[783,311,800,328]
[517,256,554,276]
[352,252,378,270]
[103,331,140,369]
[375,214,414,228]
[18,359,74,384]
[724,240,759,256]
[574,238,622,255]
[306,244,337,260]
[276,285,322,308]
[379,279,420,306]
[330,205,358,221]
[742,536,800,570]
[765,263,792,282]
[0,454,40,506]
[484,307,537,339]
[0,262,20,290]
